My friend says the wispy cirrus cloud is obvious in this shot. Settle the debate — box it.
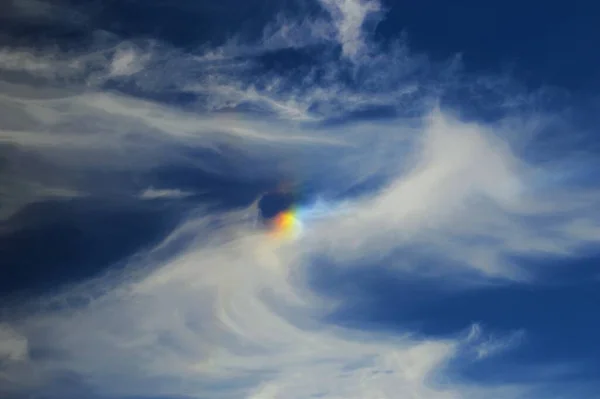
[304,109,600,280]
[0,219,530,399]
[0,0,599,398]
[139,187,192,200]
[318,0,382,58]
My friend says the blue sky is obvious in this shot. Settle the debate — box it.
[1,0,600,398]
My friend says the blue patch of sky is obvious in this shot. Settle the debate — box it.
[376,0,600,94]
[0,198,180,296]
[310,253,600,383]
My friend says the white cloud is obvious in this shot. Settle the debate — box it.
[0,219,523,399]
[0,325,27,362]
[466,324,525,360]
[0,49,66,77]
[318,0,382,58]
[0,177,86,221]
[0,41,148,84]
[108,45,150,78]
[140,187,192,199]
[302,110,600,280]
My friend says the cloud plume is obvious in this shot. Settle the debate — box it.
[0,0,599,398]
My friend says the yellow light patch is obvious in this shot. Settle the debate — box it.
[270,209,301,239]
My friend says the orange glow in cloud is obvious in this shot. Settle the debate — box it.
[270,209,301,239]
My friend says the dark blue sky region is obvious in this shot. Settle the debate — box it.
[378,1,600,93]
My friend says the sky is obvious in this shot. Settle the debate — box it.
[1,0,600,398]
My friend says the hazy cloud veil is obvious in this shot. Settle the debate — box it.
[1,0,599,398]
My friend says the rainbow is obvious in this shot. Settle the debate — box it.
[270,207,303,239]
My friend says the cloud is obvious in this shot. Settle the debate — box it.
[0,325,27,362]
[0,180,85,221]
[0,218,524,399]
[139,187,192,200]
[318,0,382,58]
[302,110,600,280]
[0,0,599,398]
[466,324,525,360]
[108,44,151,78]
